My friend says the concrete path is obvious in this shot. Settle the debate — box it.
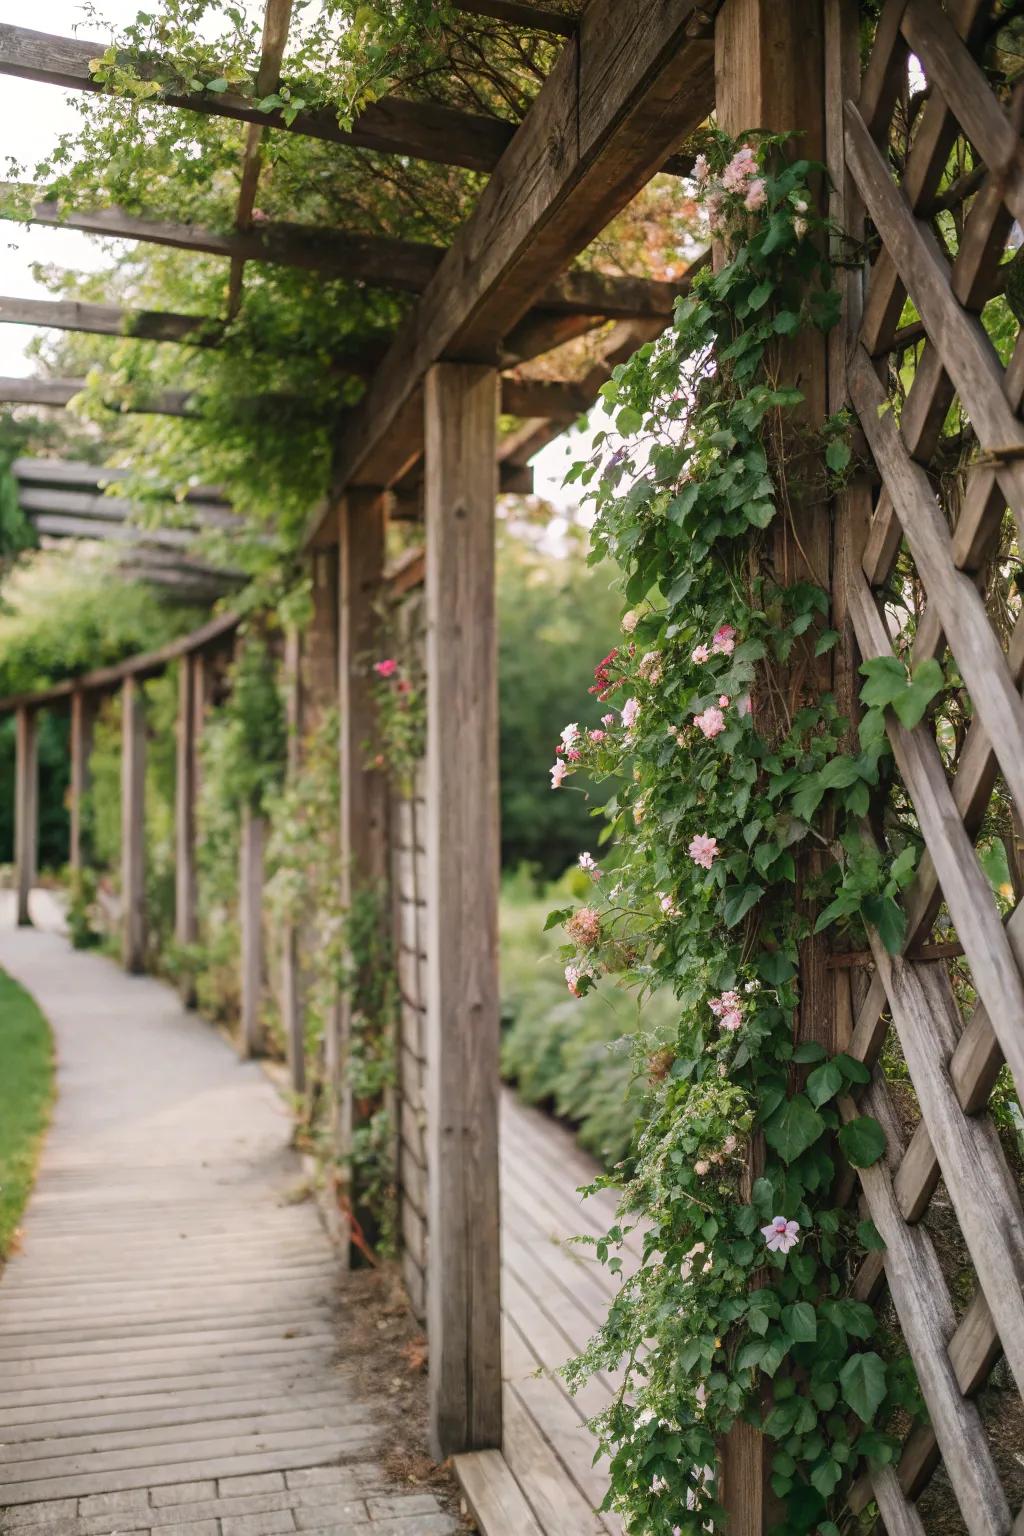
[0,895,456,1536]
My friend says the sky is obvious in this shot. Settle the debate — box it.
[0,0,592,505]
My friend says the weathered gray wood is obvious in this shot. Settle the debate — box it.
[68,689,92,874]
[452,0,576,34]
[840,1083,1010,1536]
[120,676,146,973]
[455,1448,545,1536]
[309,0,714,514]
[424,362,502,1459]
[239,803,265,1059]
[225,0,293,314]
[174,657,198,1005]
[279,624,305,1093]
[0,23,516,172]
[14,704,38,926]
[0,292,221,344]
[336,490,388,1239]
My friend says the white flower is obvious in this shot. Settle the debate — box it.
[578,851,601,880]
[621,697,641,729]
[761,1216,801,1254]
[550,760,568,789]
[621,610,639,633]
[560,721,579,749]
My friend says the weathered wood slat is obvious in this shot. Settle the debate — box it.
[839,1083,1010,1536]
[120,675,147,973]
[0,292,222,344]
[14,704,38,926]
[455,1448,546,1536]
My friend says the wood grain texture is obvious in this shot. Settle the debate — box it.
[120,677,146,974]
[424,363,502,1459]
[313,0,714,511]
[0,293,222,345]
[174,660,198,1006]
[14,705,38,927]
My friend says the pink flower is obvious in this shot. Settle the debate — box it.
[694,1159,710,1176]
[744,177,767,211]
[566,748,581,762]
[621,610,639,633]
[578,852,601,880]
[709,989,743,1030]
[560,722,579,749]
[688,834,718,870]
[761,1216,801,1255]
[712,625,736,656]
[588,729,606,744]
[694,706,726,739]
[550,760,568,789]
[567,906,602,948]
[374,658,398,678]
[691,644,710,664]
[601,713,615,726]
[660,893,679,918]
[719,1009,743,1031]
[722,145,757,190]
[692,153,709,186]
[718,695,730,708]
[621,697,641,730]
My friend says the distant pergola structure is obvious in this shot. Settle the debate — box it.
[4,3,1024,1534]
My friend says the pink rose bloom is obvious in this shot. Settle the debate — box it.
[718,695,730,708]
[688,834,718,870]
[694,706,726,739]
[694,1159,710,1176]
[374,658,398,678]
[762,1216,801,1255]
[722,145,757,190]
[691,644,710,664]
[712,625,736,656]
[566,748,581,762]
[621,697,641,729]
[719,1008,743,1031]
[588,729,606,743]
[744,177,767,211]
[550,760,568,789]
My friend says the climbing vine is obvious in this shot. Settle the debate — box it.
[551,135,938,1534]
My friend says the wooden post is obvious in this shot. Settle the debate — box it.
[281,624,306,1092]
[715,5,831,1531]
[68,689,93,873]
[239,801,265,1058]
[121,676,147,972]
[14,705,38,927]
[336,492,388,1239]
[175,655,199,1002]
[423,361,502,1459]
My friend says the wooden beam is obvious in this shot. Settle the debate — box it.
[175,655,199,1005]
[0,24,518,173]
[14,704,38,926]
[227,0,293,314]
[423,361,502,1459]
[239,802,266,1057]
[337,489,389,1252]
[121,675,146,973]
[451,0,577,34]
[3,194,684,319]
[0,294,222,345]
[308,0,714,513]
[68,689,93,874]
[280,625,305,1093]
[0,376,191,414]
[20,489,240,532]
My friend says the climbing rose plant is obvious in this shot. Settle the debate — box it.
[550,134,934,1535]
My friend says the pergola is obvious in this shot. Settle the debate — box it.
[4,2,1024,1533]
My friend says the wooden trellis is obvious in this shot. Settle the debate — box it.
[826,1,1024,1531]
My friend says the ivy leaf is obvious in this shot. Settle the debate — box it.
[763,1094,825,1164]
[891,658,944,728]
[859,655,908,708]
[825,438,851,475]
[759,950,797,985]
[791,775,824,820]
[810,1459,843,1499]
[815,628,839,656]
[543,907,572,931]
[838,1351,887,1423]
[782,1301,817,1342]
[616,405,643,436]
[839,1115,887,1168]
[806,1059,844,1108]
[723,883,764,927]
[818,754,861,790]
[835,1053,871,1085]
[748,279,774,310]
[857,1217,886,1252]
[863,892,906,955]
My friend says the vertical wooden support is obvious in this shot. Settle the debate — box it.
[121,676,147,973]
[423,361,502,1459]
[715,5,830,1531]
[337,492,388,1186]
[68,690,93,874]
[280,624,306,1092]
[175,656,199,1002]
[239,802,266,1058]
[14,705,38,927]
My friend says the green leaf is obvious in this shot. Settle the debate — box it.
[792,1040,826,1063]
[839,1351,887,1423]
[759,950,797,985]
[791,775,824,820]
[814,628,839,656]
[859,655,907,709]
[839,1115,887,1168]
[723,883,764,927]
[616,405,643,436]
[205,76,230,91]
[825,438,851,475]
[818,754,861,789]
[857,1217,886,1252]
[891,657,944,728]
[863,892,906,955]
[763,1095,826,1164]
[810,1458,843,1499]
[543,907,572,931]
[806,1059,844,1108]
[782,1301,817,1342]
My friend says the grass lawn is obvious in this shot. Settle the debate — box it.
[0,968,55,1260]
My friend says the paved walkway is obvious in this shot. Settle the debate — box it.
[0,895,456,1536]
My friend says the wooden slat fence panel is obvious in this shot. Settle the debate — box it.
[831,3,1024,1530]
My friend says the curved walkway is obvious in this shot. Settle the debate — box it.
[0,896,456,1536]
